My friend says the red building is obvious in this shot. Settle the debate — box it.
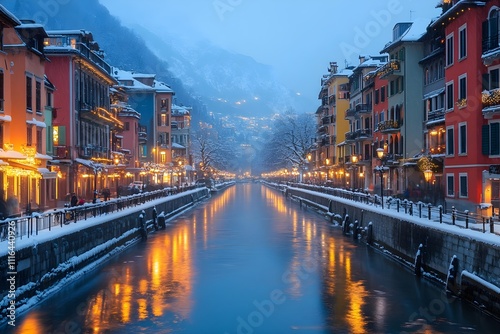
[44,30,121,203]
[433,0,500,215]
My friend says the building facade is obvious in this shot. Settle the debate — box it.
[44,29,121,203]
[1,12,56,213]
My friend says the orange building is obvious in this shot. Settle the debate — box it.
[0,9,56,213]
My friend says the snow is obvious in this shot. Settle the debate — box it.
[285,185,500,247]
[462,270,500,294]
[0,190,205,321]
[0,189,204,257]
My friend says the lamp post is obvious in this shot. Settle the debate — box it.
[351,154,358,190]
[376,147,386,209]
[424,169,433,203]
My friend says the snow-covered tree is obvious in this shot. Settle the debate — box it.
[261,110,316,179]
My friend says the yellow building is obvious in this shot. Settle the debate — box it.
[316,62,351,186]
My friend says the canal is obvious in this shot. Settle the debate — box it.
[5,184,499,333]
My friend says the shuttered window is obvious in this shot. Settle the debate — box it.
[482,124,490,155]
[446,127,454,155]
[492,123,500,155]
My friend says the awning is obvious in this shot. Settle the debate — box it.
[0,149,27,159]
[172,143,185,149]
[0,115,12,122]
[38,167,57,179]
[423,88,445,100]
[75,158,104,170]
[26,118,47,128]
[35,153,53,160]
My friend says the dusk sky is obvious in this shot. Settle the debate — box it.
[99,0,442,108]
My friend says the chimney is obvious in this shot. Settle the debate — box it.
[329,62,338,74]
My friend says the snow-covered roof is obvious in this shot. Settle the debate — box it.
[171,104,191,115]
[46,29,92,37]
[381,19,430,53]
[112,68,156,91]
[154,80,174,93]
[0,4,21,26]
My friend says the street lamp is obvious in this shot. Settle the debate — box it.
[424,169,433,203]
[376,147,386,209]
[351,154,358,190]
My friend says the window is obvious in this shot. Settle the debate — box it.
[458,75,467,102]
[375,89,379,104]
[36,128,43,152]
[161,113,167,126]
[125,122,130,131]
[27,126,33,146]
[161,98,168,109]
[459,173,468,198]
[482,10,500,53]
[446,126,454,156]
[491,68,500,90]
[26,76,33,111]
[446,33,454,66]
[446,82,454,111]
[459,24,467,59]
[0,71,3,111]
[46,90,52,107]
[36,81,42,113]
[381,86,386,102]
[447,174,455,196]
[459,123,467,155]
[482,122,500,156]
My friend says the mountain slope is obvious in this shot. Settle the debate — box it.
[133,24,308,117]
[3,0,211,121]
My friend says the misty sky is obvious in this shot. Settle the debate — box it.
[99,0,441,109]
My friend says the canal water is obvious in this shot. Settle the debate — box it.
[5,184,499,333]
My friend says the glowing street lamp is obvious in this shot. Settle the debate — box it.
[375,148,386,209]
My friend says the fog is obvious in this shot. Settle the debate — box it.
[99,0,441,106]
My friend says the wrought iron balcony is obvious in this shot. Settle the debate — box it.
[378,60,402,80]
[426,108,445,125]
[345,103,372,119]
[345,129,372,142]
[377,119,402,133]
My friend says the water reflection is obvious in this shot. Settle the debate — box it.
[9,184,499,333]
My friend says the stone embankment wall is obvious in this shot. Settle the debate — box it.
[274,184,500,317]
[0,188,209,313]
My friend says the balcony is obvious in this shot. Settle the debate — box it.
[54,146,70,159]
[429,145,445,155]
[482,34,500,65]
[345,104,372,119]
[425,108,445,126]
[328,95,336,105]
[482,88,500,117]
[378,60,402,80]
[317,125,327,135]
[345,129,372,142]
[377,119,402,133]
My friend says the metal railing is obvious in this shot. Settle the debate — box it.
[274,182,499,234]
[0,185,206,242]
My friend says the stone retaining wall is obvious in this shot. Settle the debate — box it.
[0,188,209,317]
[279,185,500,317]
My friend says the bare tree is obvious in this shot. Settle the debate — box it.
[192,125,239,177]
[261,110,316,179]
